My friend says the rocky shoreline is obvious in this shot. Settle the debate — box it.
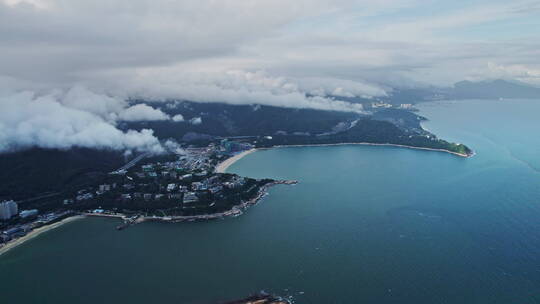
[84,179,298,229]
[221,293,292,304]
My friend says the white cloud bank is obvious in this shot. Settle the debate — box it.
[189,117,202,125]
[0,88,168,153]
[172,114,185,122]
[119,104,170,122]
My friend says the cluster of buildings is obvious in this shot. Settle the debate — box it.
[26,140,255,219]
[119,172,247,205]
[1,140,258,246]
[0,200,39,221]
[219,139,253,153]
[61,140,253,211]
[1,211,71,244]
[399,104,414,109]
[370,101,393,109]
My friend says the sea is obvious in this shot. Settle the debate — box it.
[1,99,540,303]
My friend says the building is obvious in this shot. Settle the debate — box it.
[221,139,253,153]
[168,193,182,199]
[99,184,111,192]
[2,227,25,238]
[399,103,413,109]
[0,200,18,220]
[191,182,207,191]
[142,165,154,172]
[183,192,199,204]
[209,186,223,194]
[180,174,193,180]
[19,209,38,219]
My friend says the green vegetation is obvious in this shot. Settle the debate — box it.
[256,119,473,156]
[0,148,124,202]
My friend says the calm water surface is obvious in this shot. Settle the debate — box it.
[1,100,540,303]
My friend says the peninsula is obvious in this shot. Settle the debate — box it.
[0,104,472,255]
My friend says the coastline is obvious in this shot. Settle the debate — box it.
[83,180,297,226]
[0,141,470,250]
[0,215,84,257]
[267,142,474,158]
[215,142,472,176]
[215,148,257,173]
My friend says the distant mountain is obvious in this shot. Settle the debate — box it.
[448,79,540,100]
[372,79,540,104]
[124,101,362,141]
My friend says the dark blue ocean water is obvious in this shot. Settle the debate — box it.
[1,99,540,303]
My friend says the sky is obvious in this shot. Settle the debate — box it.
[1,0,539,153]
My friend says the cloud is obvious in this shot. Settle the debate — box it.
[477,62,540,86]
[164,139,186,155]
[118,104,170,122]
[117,69,369,112]
[2,0,538,91]
[189,117,202,125]
[0,89,165,153]
[172,114,184,122]
[61,86,126,121]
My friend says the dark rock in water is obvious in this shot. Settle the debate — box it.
[221,293,290,304]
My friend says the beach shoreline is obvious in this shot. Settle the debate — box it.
[215,142,472,174]
[215,148,258,173]
[0,215,84,257]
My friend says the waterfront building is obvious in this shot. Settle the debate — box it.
[2,226,24,238]
[19,209,39,219]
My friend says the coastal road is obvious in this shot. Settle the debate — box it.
[112,152,150,173]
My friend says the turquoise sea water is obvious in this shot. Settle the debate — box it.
[1,99,540,303]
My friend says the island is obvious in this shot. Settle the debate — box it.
[221,293,292,304]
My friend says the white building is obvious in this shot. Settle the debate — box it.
[0,200,18,220]
[19,209,38,219]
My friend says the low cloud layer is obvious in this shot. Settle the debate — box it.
[0,88,168,153]
[118,104,170,122]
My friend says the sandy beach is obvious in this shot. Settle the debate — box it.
[0,215,84,257]
[215,149,257,173]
